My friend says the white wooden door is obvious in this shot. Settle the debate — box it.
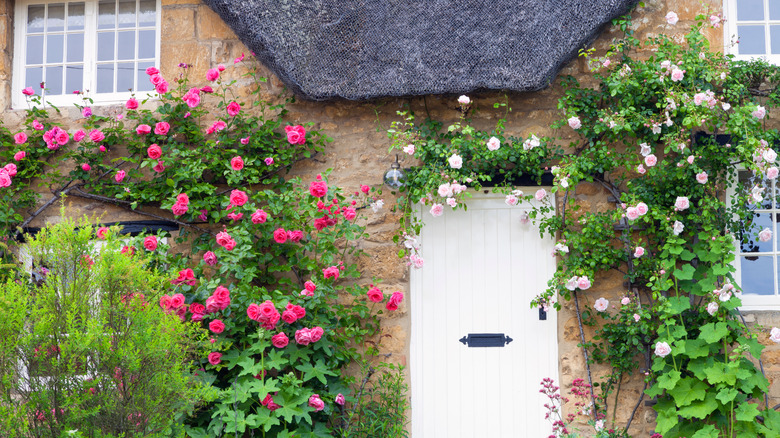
[410,192,559,438]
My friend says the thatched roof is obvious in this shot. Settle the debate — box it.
[203,0,639,101]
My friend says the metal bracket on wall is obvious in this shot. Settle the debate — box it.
[459,333,513,347]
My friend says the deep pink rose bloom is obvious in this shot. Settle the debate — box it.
[285,125,306,145]
[343,207,356,221]
[190,302,205,321]
[136,124,151,135]
[159,295,171,310]
[171,269,196,286]
[146,67,159,76]
[115,170,126,183]
[14,151,26,161]
[217,63,226,71]
[147,144,162,159]
[264,157,274,165]
[155,80,169,94]
[22,87,34,96]
[0,171,11,188]
[227,101,241,117]
[152,160,166,173]
[323,266,340,280]
[97,227,109,239]
[361,185,370,194]
[72,129,85,142]
[172,203,188,216]
[386,291,404,311]
[367,287,383,303]
[143,236,158,251]
[89,130,105,143]
[273,228,288,243]
[82,107,92,118]
[229,189,248,206]
[126,98,139,110]
[209,319,225,334]
[176,193,189,205]
[216,231,232,247]
[81,163,91,171]
[240,137,250,145]
[310,326,324,342]
[14,132,27,144]
[335,393,345,405]
[4,164,17,177]
[230,156,244,171]
[200,85,214,93]
[295,328,312,346]
[170,293,185,309]
[205,296,220,313]
[290,304,306,319]
[271,332,289,348]
[288,230,304,242]
[55,129,69,145]
[154,122,170,135]
[32,120,44,131]
[309,180,328,198]
[206,68,219,81]
[213,286,230,302]
[150,74,163,85]
[228,212,243,221]
[282,309,298,324]
[120,245,135,256]
[305,281,317,292]
[247,303,262,321]
[203,251,217,265]
[251,209,268,224]
[308,394,325,411]
[183,87,201,107]
[208,352,222,365]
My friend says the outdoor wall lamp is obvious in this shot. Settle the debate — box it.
[383,154,406,189]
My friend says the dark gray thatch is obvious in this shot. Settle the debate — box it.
[203,0,638,101]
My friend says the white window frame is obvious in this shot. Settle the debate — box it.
[724,0,780,63]
[12,0,161,109]
[728,168,780,310]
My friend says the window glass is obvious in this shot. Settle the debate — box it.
[740,255,775,294]
[67,2,85,30]
[738,0,765,21]
[738,25,767,54]
[47,3,66,32]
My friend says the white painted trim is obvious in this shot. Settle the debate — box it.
[722,0,780,63]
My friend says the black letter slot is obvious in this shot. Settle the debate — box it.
[459,333,513,347]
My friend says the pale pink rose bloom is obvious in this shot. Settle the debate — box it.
[722,102,731,110]
[686,155,694,164]
[519,211,530,224]
[409,253,424,269]
[764,149,777,163]
[665,11,679,25]
[577,276,592,290]
[636,164,646,174]
[759,227,773,242]
[457,95,470,105]
[753,105,767,119]
[446,197,457,207]
[430,203,444,217]
[487,136,501,151]
[633,313,640,322]
[670,68,684,82]
[448,154,463,169]
[505,195,519,206]
[767,167,779,180]
[696,172,708,184]
[602,59,611,68]
[693,93,705,106]
[593,297,609,312]
[633,247,645,258]
[640,143,651,156]
[565,276,578,291]
[707,302,719,316]
[644,154,658,167]
[674,196,689,211]
[534,189,547,201]
[567,116,581,130]
[626,207,639,220]
[770,327,780,343]
[403,144,415,155]
[719,289,732,302]
[636,202,648,216]
[654,342,671,357]
[710,15,721,27]
[673,220,684,236]
[621,297,631,305]
[437,183,453,198]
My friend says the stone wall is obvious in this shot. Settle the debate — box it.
[4,0,780,436]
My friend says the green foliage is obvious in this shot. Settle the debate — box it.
[0,214,205,437]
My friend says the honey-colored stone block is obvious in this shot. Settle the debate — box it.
[197,5,236,40]
[161,6,196,41]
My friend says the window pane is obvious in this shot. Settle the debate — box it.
[26,67,43,91]
[139,0,156,26]
[772,0,780,20]
[97,64,114,93]
[138,30,155,59]
[67,33,84,62]
[98,0,116,29]
[117,62,134,92]
[741,255,775,294]
[137,61,154,91]
[98,32,115,61]
[118,0,136,28]
[741,211,774,252]
[772,25,780,54]
[739,0,766,21]
[67,3,85,30]
[47,34,64,63]
[27,5,45,32]
[117,31,135,60]
[738,25,767,54]
[47,4,65,32]
[66,65,83,94]
[26,35,44,64]
[46,66,63,95]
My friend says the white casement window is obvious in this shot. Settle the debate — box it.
[12,0,160,109]
[724,0,780,63]
[731,169,780,310]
